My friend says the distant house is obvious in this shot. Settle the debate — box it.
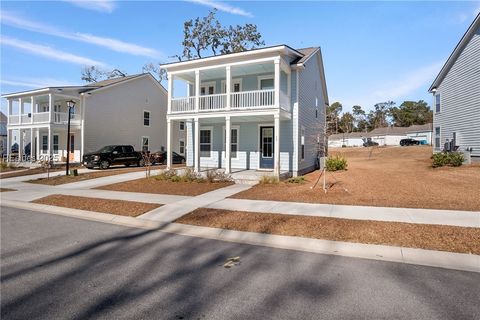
[405,123,433,145]
[368,126,409,146]
[0,112,7,156]
[328,132,366,147]
[2,73,175,163]
[428,13,480,160]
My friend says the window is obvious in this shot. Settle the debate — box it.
[143,111,150,126]
[179,121,185,131]
[435,94,441,113]
[221,80,242,93]
[301,127,305,160]
[53,135,59,154]
[142,137,149,152]
[259,78,274,90]
[224,127,239,159]
[42,136,48,153]
[124,145,134,153]
[200,129,211,158]
[179,139,185,154]
[435,126,441,149]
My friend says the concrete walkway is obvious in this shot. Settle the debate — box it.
[138,184,252,222]
[208,198,480,228]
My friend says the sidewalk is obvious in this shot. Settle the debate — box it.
[207,199,480,228]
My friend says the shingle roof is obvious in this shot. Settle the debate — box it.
[369,126,410,136]
[0,111,7,122]
[328,132,368,140]
[86,74,144,87]
[405,123,433,133]
[293,47,319,65]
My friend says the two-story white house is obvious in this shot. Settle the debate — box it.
[2,73,171,163]
[428,13,480,160]
[161,45,329,177]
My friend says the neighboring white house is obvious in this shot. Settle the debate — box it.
[428,13,480,160]
[2,73,171,163]
[368,126,409,146]
[161,45,329,177]
[328,132,366,147]
[405,123,433,145]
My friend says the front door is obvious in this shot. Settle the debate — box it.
[260,126,274,169]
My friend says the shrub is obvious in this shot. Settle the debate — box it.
[432,152,464,168]
[259,176,279,184]
[0,161,7,170]
[286,176,305,184]
[205,169,232,183]
[155,169,177,181]
[180,167,200,182]
[325,155,348,171]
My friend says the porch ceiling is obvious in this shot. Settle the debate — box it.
[175,61,274,82]
[197,114,276,124]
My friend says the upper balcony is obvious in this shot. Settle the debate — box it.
[165,55,292,117]
[6,93,82,127]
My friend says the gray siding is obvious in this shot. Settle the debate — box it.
[297,52,327,174]
[434,25,480,156]
[83,76,169,154]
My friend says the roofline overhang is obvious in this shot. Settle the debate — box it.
[161,45,303,71]
[428,13,480,92]
[1,86,97,99]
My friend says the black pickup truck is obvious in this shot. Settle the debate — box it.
[83,145,144,169]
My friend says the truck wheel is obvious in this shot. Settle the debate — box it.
[100,160,110,170]
[138,159,145,167]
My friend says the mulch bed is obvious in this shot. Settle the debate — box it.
[176,208,480,255]
[96,178,234,196]
[32,195,160,216]
[0,167,64,179]
[0,188,17,192]
[231,146,480,211]
[28,167,151,186]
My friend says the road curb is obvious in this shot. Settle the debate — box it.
[2,200,479,273]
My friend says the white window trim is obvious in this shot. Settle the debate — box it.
[434,126,441,150]
[143,110,151,127]
[179,121,185,131]
[179,138,185,155]
[200,81,216,95]
[141,136,150,152]
[301,126,305,161]
[220,78,243,93]
[257,75,274,90]
[257,123,275,169]
[435,93,441,114]
[222,125,240,160]
[199,126,214,159]
[41,135,48,154]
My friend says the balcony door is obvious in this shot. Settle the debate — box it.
[259,77,274,106]
[200,82,215,95]
[259,126,274,169]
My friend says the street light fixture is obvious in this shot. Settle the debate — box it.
[66,100,76,175]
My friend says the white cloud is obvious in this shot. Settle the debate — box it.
[0,11,161,58]
[63,0,116,13]
[1,36,106,66]
[1,78,80,89]
[187,0,253,17]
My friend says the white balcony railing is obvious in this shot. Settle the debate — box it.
[8,112,81,125]
[172,96,195,113]
[199,93,226,111]
[279,90,291,112]
[231,89,275,110]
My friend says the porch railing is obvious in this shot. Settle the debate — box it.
[172,96,195,113]
[53,112,81,124]
[231,89,275,109]
[32,112,50,123]
[199,93,226,111]
[279,90,290,112]
[8,112,81,125]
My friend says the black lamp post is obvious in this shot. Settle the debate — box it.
[66,100,76,175]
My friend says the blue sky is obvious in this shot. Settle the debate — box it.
[1,0,479,115]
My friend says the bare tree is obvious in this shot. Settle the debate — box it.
[81,66,127,83]
[141,152,155,178]
[142,62,168,81]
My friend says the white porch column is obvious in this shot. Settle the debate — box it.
[31,96,35,124]
[274,58,281,108]
[7,99,12,124]
[18,98,24,124]
[195,70,200,112]
[167,75,173,114]
[166,119,172,169]
[49,93,54,123]
[194,117,200,172]
[48,126,53,161]
[36,128,40,161]
[226,66,231,110]
[274,114,281,177]
[18,129,23,162]
[225,116,231,174]
[30,129,34,161]
[6,129,11,161]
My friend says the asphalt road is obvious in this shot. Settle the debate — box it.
[1,206,479,320]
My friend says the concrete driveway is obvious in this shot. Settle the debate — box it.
[1,206,479,320]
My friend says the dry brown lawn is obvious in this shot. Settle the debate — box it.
[176,208,480,254]
[32,195,160,216]
[0,167,64,179]
[0,188,17,192]
[231,146,480,211]
[97,178,234,196]
[28,166,152,186]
